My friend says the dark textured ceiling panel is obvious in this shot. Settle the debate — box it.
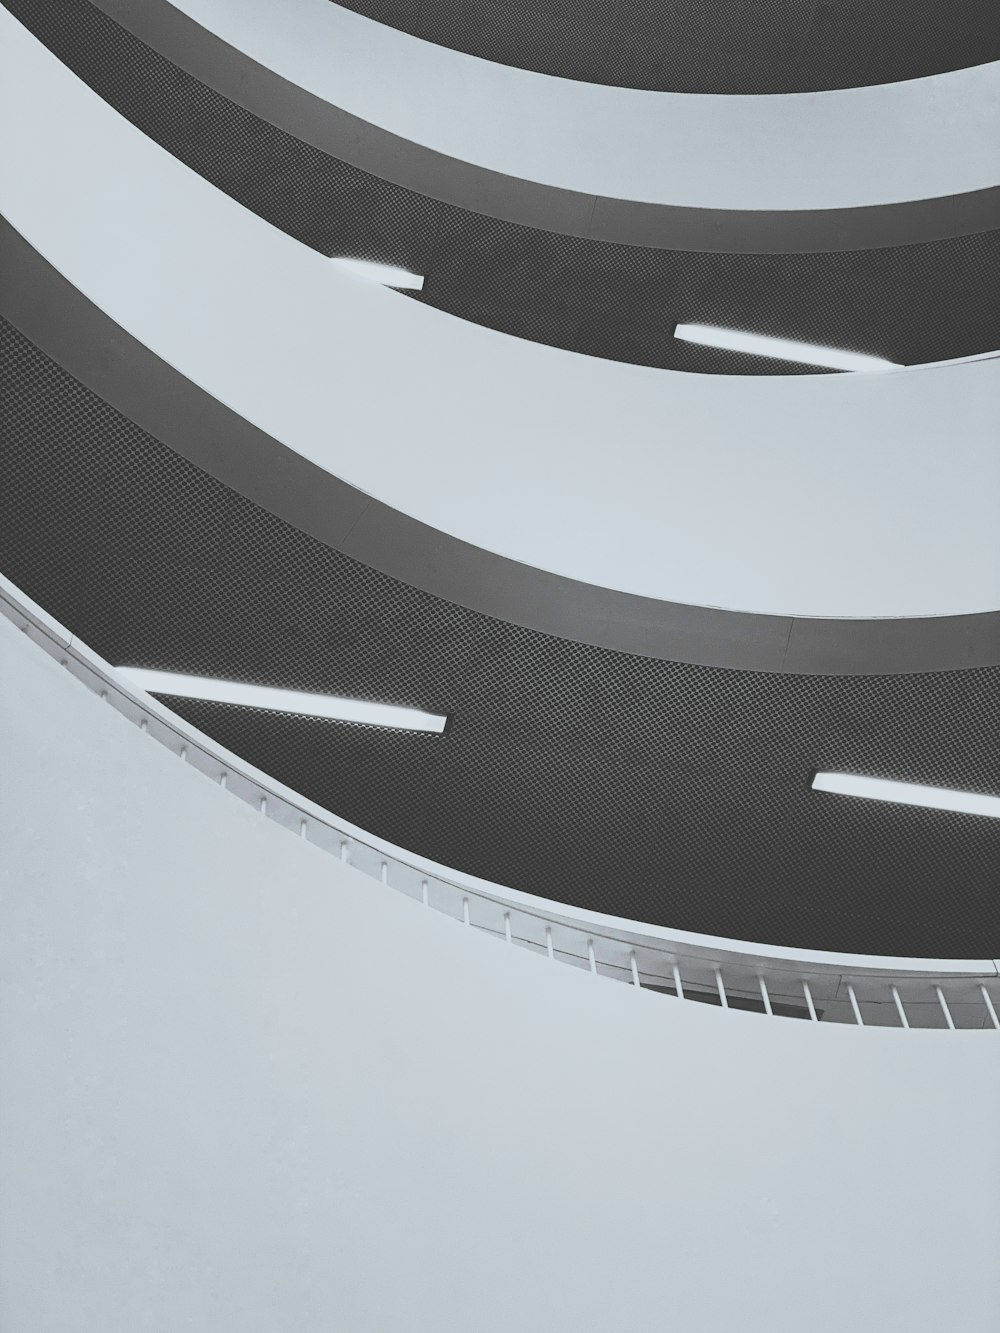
[9,0,1000,374]
[330,0,1000,93]
[3,317,998,958]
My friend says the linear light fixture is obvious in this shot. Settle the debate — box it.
[330,257,424,290]
[673,323,900,373]
[812,772,1000,819]
[117,668,447,733]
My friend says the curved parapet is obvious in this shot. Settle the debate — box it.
[7,220,999,678]
[93,0,1000,213]
[1,13,998,622]
[3,577,998,1030]
[26,0,972,254]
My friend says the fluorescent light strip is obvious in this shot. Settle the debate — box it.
[673,323,900,373]
[117,668,447,733]
[812,772,1000,819]
[330,257,424,290]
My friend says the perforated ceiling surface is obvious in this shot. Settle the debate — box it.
[9,0,1000,375]
[329,0,1000,93]
[3,317,998,959]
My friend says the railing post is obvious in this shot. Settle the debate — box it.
[981,985,1000,1030]
[935,986,956,1030]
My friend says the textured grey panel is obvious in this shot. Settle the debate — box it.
[9,0,1000,374]
[2,318,998,959]
[5,216,999,678]
[332,0,1000,93]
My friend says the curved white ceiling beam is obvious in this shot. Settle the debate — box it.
[160,0,1000,211]
[2,10,999,622]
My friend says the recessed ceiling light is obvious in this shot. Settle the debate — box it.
[116,668,447,733]
[812,771,1000,819]
[673,323,900,373]
[330,257,424,290]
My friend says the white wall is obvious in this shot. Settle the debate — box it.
[167,0,1000,210]
[2,614,998,1332]
[3,10,999,621]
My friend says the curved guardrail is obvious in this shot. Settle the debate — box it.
[3,574,997,1032]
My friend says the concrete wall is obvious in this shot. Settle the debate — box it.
[1,615,998,1332]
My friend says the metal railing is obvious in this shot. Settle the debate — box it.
[3,574,998,1032]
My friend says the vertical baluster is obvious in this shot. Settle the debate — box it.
[630,952,640,988]
[980,985,999,1030]
[802,979,818,1022]
[504,912,512,944]
[935,986,956,1030]
[847,984,864,1026]
[714,969,728,1009]
[672,963,684,1000]
[588,940,597,975]
[758,976,773,1016]
[890,986,910,1029]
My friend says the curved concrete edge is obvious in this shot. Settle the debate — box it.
[89,0,1000,252]
[149,0,1000,208]
[3,23,998,621]
[4,217,998,677]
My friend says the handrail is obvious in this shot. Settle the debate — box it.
[2,574,998,1032]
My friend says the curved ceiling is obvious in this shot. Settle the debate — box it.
[2,12,998,622]
[330,0,1000,93]
[11,0,1000,378]
[96,0,1000,211]
[2,315,998,960]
